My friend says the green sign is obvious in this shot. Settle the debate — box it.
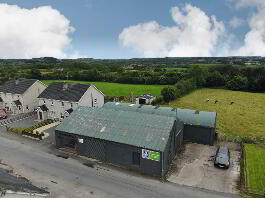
[142,149,160,161]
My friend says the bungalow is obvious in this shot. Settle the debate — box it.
[37,82,104,121]
[136,94,156,105]
[0,79,47,114]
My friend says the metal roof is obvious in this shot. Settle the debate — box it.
[56,106,177,151]
[103,102,216,128]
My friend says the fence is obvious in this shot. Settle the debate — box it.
[0,111,37,126]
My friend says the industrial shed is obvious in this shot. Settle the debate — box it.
[55,107,184,177]
[103,102,217,145]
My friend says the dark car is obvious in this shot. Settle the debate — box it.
[214,146,230,169]
[0,109,8,119]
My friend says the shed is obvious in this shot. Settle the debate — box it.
[103,102,217,145]
[55,107,184,178]
[136,94,156,105]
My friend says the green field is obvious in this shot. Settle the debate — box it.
[168,88,265,141]
[42,80,167,97]
[244,144,265,193]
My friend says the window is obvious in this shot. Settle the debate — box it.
[26,105,29,110]
[17,95,20,98]
[51,101,54,106]
[18,106,21,110]
[132,152,140,166]
[43,100,46,104]
[70,103,73,108]
[62,102,64,107]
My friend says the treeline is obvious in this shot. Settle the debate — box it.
[158,65,265,103]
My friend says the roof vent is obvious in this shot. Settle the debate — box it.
[195,110,200,114]
[63,83,69,91]
[15,79,19,85]
[138,105,143,108]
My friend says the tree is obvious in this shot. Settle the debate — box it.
[225,75,248,91]
[205,71,225,87]
[161,86,178,102]
[30,69,42,79]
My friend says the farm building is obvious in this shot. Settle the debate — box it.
[135,94,156,105]
[55,107,184,177]
[103,102,217,145]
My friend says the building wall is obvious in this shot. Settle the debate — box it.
[38,99,78,119]
[0,80,46,114]
[39,85,104,120]
[22,81,47,113]
[183,125,215,145]
[55,131,163,177]
[78,85,104,108]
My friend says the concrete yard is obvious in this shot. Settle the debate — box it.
[168,143,241,194]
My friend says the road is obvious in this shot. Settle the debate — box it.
[0,135,241,198]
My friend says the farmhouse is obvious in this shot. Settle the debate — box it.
[55,107,184,177]
[37,82,104,121]
[0,79,47,114]
[135,94,156,105]
[103,102,217,145]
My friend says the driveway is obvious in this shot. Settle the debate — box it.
[168,143,241,194]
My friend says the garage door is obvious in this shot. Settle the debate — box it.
[184,125,213,145]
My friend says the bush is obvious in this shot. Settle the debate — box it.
[161,86,178,103]
[151,96,163,105]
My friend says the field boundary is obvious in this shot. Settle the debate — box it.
[242,145,265,198]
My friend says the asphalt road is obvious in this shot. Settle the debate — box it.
[0,136,241,198]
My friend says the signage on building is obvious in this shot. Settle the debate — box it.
[141,149,160,161]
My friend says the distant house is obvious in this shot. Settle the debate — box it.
[37,82,104,121]
[0,79,47,114]
[136,94,156,105]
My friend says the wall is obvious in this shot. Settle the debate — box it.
[183,125,214,145]
[39,99,78,119]
[22,81,47,113]
[0,92,22,114]
[78,85,104,108]
[55,131,162,177]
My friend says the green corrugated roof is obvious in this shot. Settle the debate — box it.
[56,106,176,151]
[103,102,216,128]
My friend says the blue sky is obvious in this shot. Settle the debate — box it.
[0,0,263,58]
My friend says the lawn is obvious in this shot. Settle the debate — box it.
[167,88,265,141]
[244,144,265,193]
[42,80,167,97]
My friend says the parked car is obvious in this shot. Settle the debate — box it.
[0,109,8,119]
[214,145,230,169]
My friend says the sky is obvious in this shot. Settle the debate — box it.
[0,0,264,59]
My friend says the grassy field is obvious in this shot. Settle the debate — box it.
[42,80,167,97]
[168,88,265,141]
[244,144,265,193]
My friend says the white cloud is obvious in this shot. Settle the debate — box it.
[119,4,225,57]
[229,0,265,56]
[229,16,244,28]
[0,4,74,59]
